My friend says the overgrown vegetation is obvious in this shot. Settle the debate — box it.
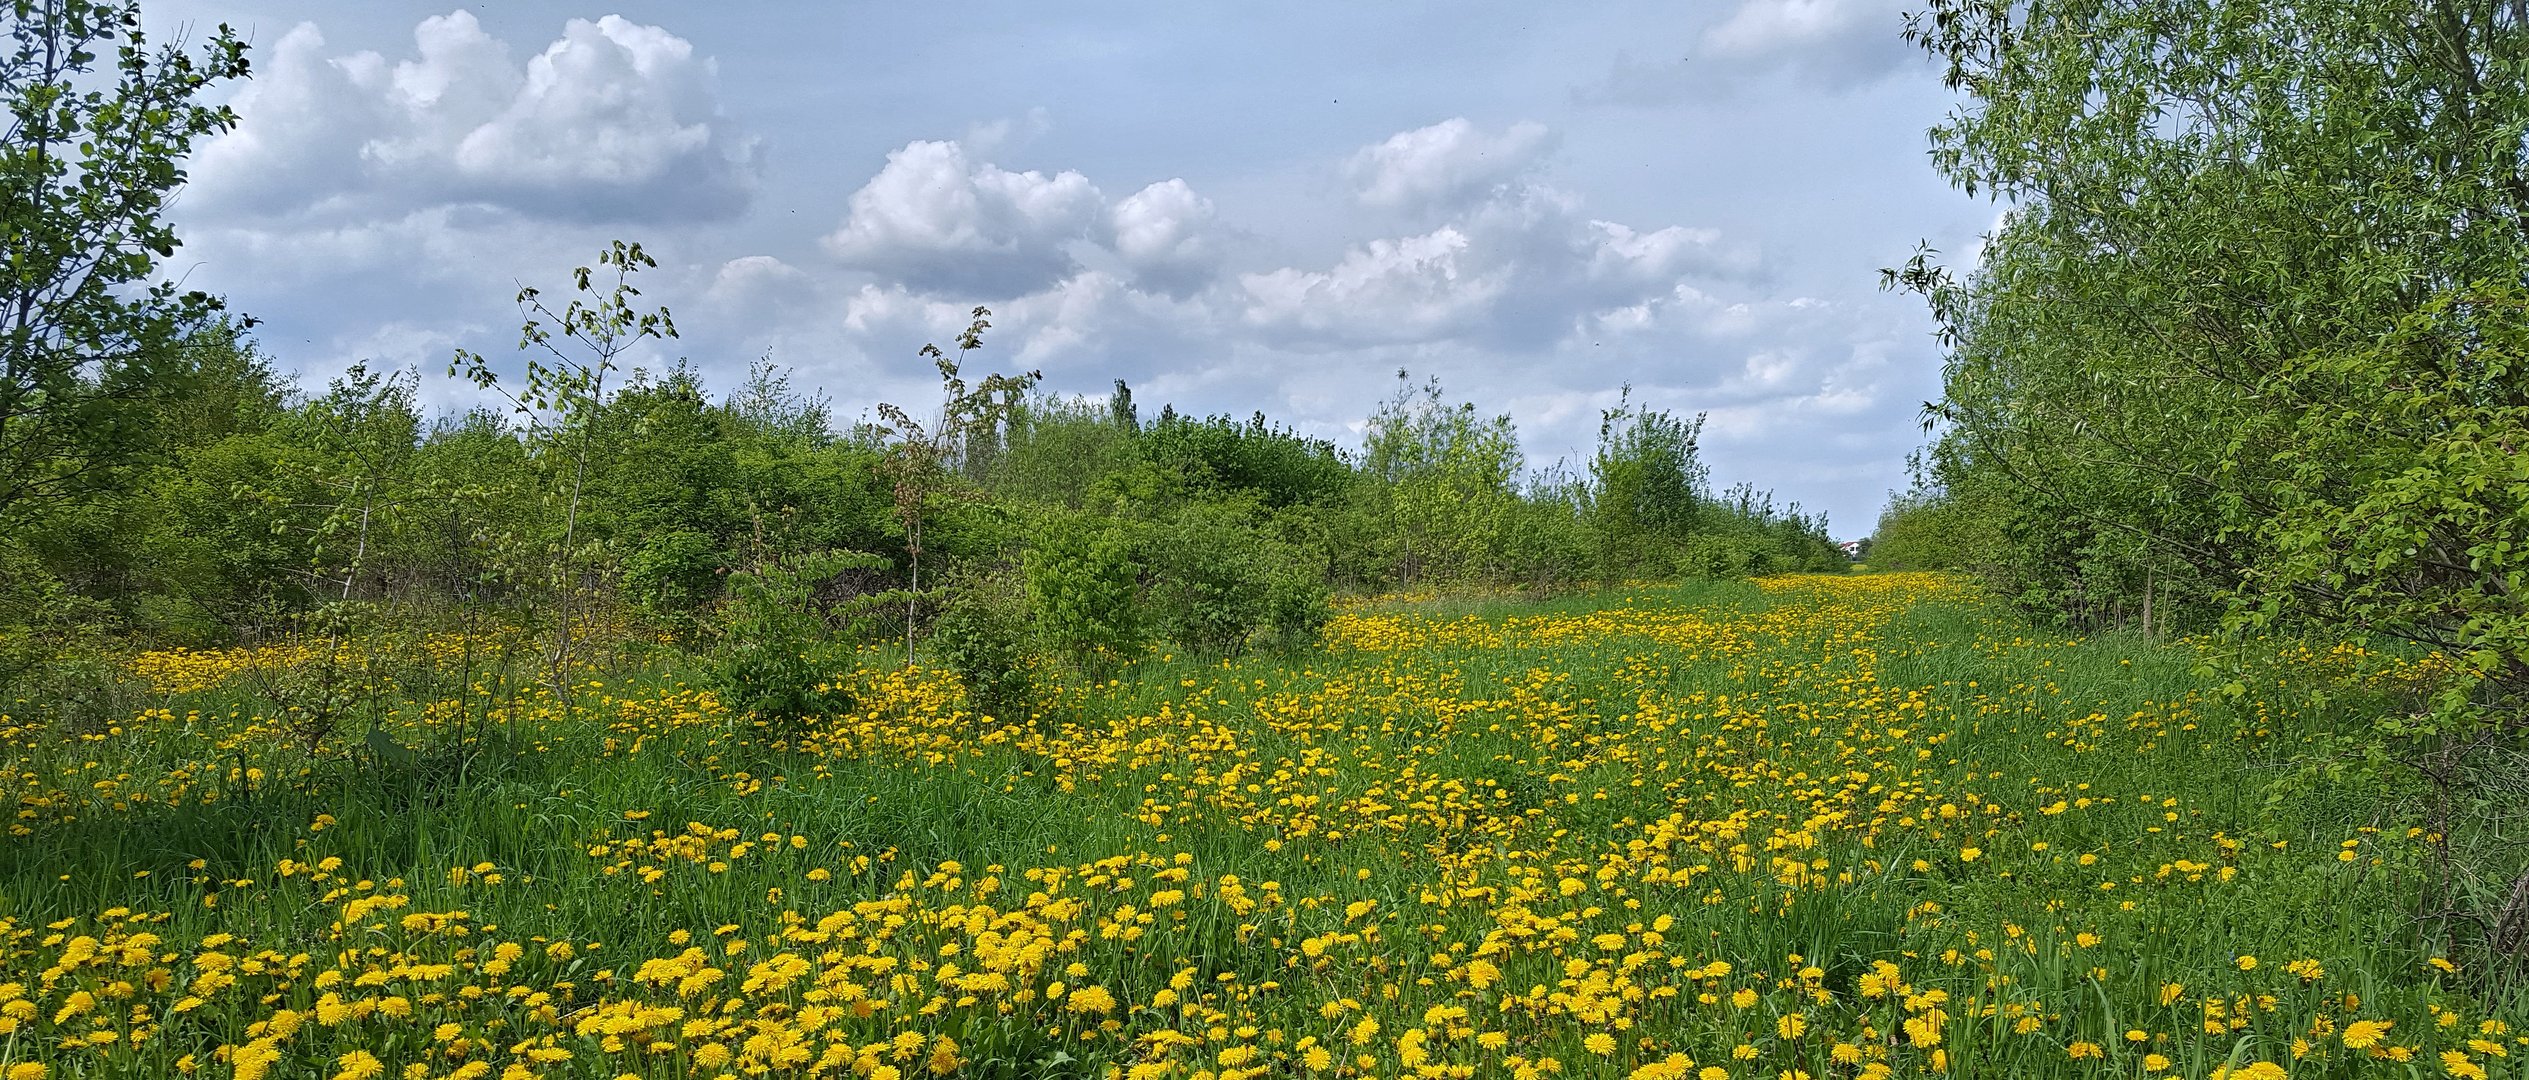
[1875,0,2529,970]
[11,0,2529,1076]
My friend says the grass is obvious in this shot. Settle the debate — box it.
[0,571,2515,1080]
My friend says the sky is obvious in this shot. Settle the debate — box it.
[144,1,1992,534]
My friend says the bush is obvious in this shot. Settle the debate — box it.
[623,528,722,621]
[928,572,1037,721]
[1139,505,1274,655]
[1676,533,1763,580]
[709,551,877,733]
[1025,515,1143,674]
[1261,559,1332,650]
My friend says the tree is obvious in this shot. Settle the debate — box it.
[1890,0,2529,630]
[1891,0,2529,958]
[452,240,677,700]
[1587,387,1707,581]
[0,1,251,524]
[874,306,1037,664]
[1363,372,1525,584]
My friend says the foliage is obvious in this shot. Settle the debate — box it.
[708,549,878,732]
[926,570,1037,721]
[1587,388,1707,580]
[0,0,251,524]
[1889,0,2529,953]
[452,241,678,700]
[1363,373,1526,584]
[1024,512,1142,673]
[874,307,1039,664]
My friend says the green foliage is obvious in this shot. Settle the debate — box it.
[1135,502,1336,656]
[709,551,878,732]
[1587,389,1707,580]
[1892,0,2529,953]
[1364,374,1527,584]
[1260,555,1333,650]
[927,571,1038,721]
[1140,409,1352,509]
[0,1,252,524]
[1024,514,1143,673]
[875,307,1039,663]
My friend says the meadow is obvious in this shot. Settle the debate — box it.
[0,572,2516,1080]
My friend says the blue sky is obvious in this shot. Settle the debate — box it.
[148,1,1991,533]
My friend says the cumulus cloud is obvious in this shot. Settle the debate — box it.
[1234,129,1751,351]
[820,140,1241,298]
[1109,179,1226,297]
[822,139,1106,296]
[188,12,756,223]
[1240,228,1501,344]
[1346,118,1557,212]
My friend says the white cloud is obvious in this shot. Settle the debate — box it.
[1578,0,1916,105]
[1346,118,1557,212]
[1239,228,1501,345]
[1236,146,1750,351]
[1109,179,1226,296]
[1702,0,1903,65]
[188,12,756,223]
[823,139,1106,296]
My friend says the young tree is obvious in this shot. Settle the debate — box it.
[1588,387,1707,581]
[452,241,676,701]
[874,307,1037,664]
[1363,372,1524,584]
[0,1,252,524]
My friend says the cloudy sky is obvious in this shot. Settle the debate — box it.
[146,1,1989,533]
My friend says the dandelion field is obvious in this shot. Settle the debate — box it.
[0,573,2519,1080]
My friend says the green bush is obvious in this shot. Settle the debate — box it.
[1676,533,1762,580]
[927,572,1038,721]
[709,551,877,733]
[1261,558,1332,650]
[1139,505,1274,655]
[1025,515,1143,673]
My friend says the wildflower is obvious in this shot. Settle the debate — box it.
[2343,1020,2392,1049]
[1067,985,1118,1015]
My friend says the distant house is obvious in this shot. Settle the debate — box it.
[1836,539,1865,559]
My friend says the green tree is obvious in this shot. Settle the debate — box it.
[1892,0,2529,953]
[1587,388,1707,581]
[1363,373,1525,585]
[874,306,1036,664]
[0,1,251,524]
[452,241,677,700]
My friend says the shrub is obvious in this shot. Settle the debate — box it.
[709,551,877,733]
[1139,504,1274,655]
[1677,533,1762,580]
[928,572,1037,721]
[1261,558,1333,650]
[1025,515,1142,674]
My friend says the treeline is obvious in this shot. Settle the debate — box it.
[0,0,1843,733]
[1870,0,2528,958]
[0,300,1840,686]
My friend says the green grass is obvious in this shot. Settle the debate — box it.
[0,572,2515,1079]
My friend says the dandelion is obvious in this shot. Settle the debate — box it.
[1067,985,1118,1015]
[2344,1020,2392,1049]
